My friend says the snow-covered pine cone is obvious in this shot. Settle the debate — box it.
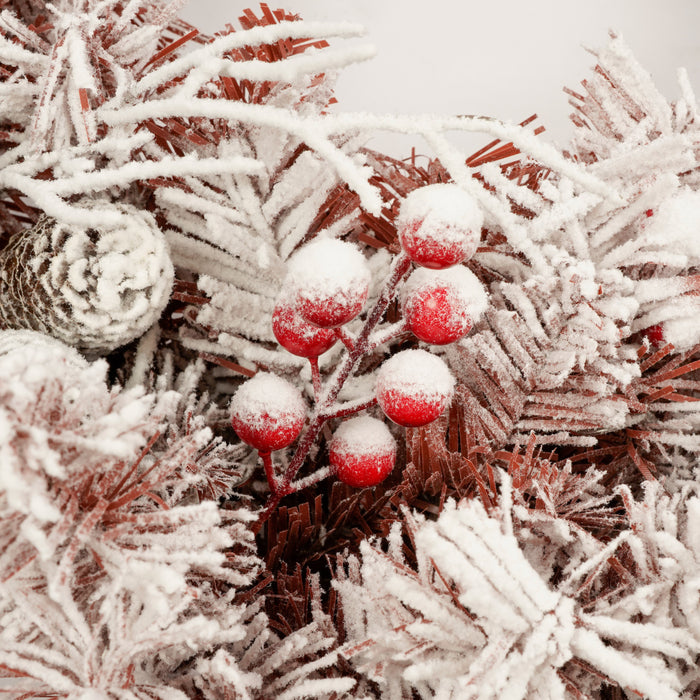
[0,203,174,355]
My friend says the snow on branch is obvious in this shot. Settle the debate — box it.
[3,4,700,697]
[335,474,700,698]
[101,98,385,214]
[132,18,368,95]
[0,329,279,695]
[102,99,619,221]
[136,30,374,99]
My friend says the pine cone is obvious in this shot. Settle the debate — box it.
[0,203,174,355]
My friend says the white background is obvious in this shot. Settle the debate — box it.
[179,0,700,154]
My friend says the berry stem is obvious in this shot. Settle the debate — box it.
[290,466,332,492]
[334,326,356,351]
[321,394,378,420]
[254,252,412,528]
[309,356,322,400]
[259,450,280,496]
[368,318,409,351]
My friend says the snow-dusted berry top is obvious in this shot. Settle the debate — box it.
[287,238,371,302]
[376,349,455,400]
[397,183,484,243]
[330,415,396,457]
[230,373,306,426]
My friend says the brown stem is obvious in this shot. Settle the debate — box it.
[254,252,413,529]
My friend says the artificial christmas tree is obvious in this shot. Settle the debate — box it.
[1,1,700,698]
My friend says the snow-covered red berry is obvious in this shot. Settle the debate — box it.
[286,238,371,327]
[641,324,665,347]
[272,298,337,358]
[230,373,306,452]
[329,416,396,488]
[376,349,455,427]
[402,266,487,345]
[397,184,483,269]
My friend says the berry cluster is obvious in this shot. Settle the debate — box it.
[229,184,488,519]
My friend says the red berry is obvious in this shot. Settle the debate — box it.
[407,285,471,344]
[642,324,665,346]
[230,373,306,452]
[376,349,455,427]
[329,416,396,488]
[272,299,337,358]
[296,291,367,329]
[287,238,370,328]
[402,266,487,345]
[397,184,483,269]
